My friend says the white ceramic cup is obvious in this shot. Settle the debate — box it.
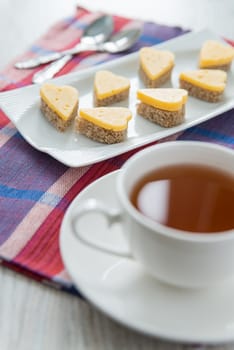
[71,141,234,288]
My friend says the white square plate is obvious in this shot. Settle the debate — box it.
[1,29,234,167]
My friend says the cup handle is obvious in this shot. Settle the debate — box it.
[71,198,132,258]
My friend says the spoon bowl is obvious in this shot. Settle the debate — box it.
[99,28,142,53]
[81,15,114,46]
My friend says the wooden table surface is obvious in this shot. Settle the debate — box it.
[0,0,234,349]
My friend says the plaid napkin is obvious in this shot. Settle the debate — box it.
[0,7,233,297]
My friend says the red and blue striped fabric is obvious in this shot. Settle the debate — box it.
[0,7,233,296]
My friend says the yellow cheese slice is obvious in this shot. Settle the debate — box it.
[199,40,234,68]
[137,88,188,111]
[94,70,130,99]
[139,47,175,80]
[40,83,79,121]
[79,107,132,131]
[180,70,227,92]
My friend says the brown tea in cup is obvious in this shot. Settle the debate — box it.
[130,164,234,233]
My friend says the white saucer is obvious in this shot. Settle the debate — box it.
[60,170,234,344]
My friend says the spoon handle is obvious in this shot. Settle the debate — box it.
[14,43,87,69]
[32,43,102,83]
[14,52,63,69]
[32,54,72,84]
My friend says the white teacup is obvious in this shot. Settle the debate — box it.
[71,141,234,288]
